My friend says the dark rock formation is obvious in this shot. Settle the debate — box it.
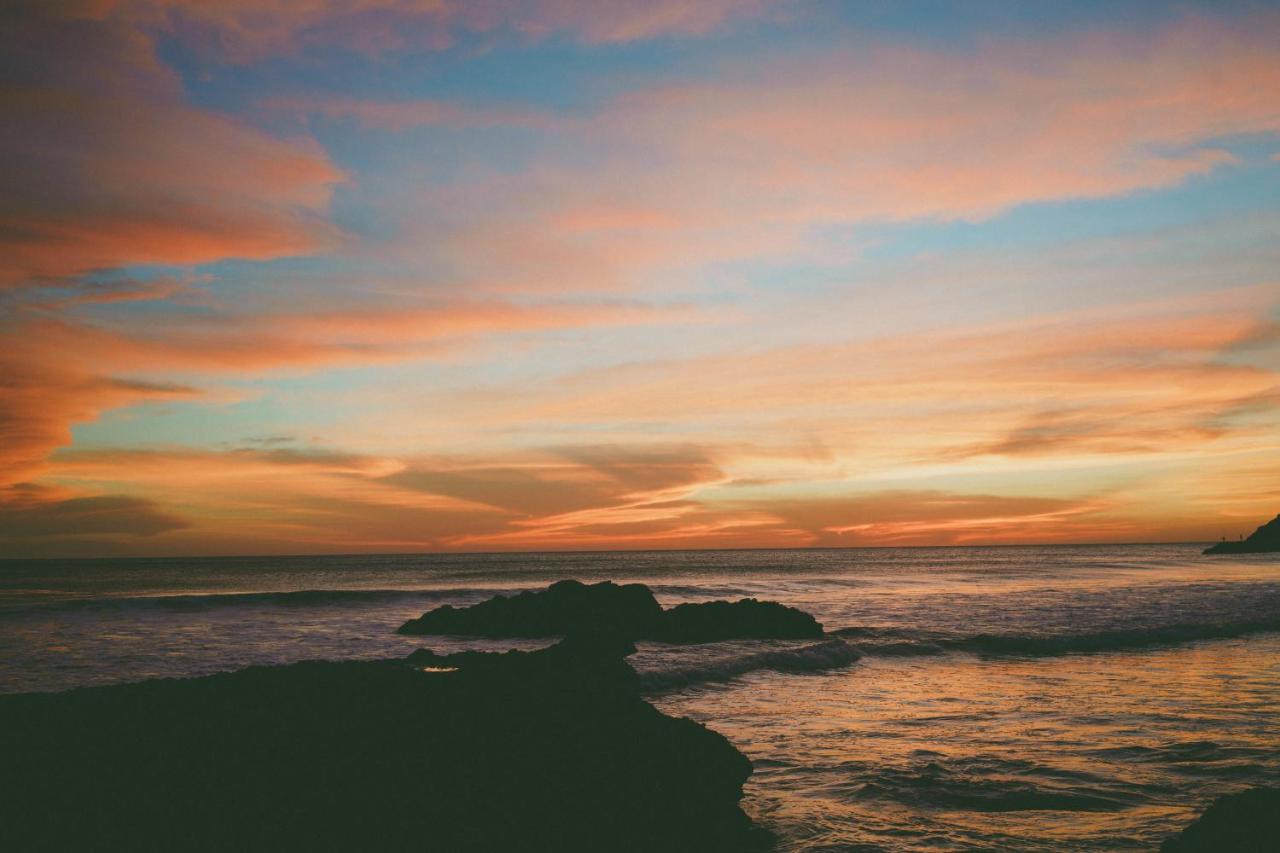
[1204,514,1280,554]
[1161,787,1280,852]
[405,629,643,693]
[398,579,664,637]
[0,635,771,853]
[651,598,823,642]
[398,579,824,643]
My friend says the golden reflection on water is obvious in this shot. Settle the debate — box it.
[655,636,1280,852]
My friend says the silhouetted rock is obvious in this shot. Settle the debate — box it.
[0,635,771,853]
[1204,514,1280,554]
[398,579,664,637]
[405,629,642,693]
[399,580,824,643]
[651,598,823,642]
[1161,787,1280,852]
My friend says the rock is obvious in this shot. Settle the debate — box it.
[399,580,824,643]
[398,579,664,637]
[651,598,824,642]
[1162,787,1280,852]
[405,629,642,693]
[0,635,772,853]
[1204,514,1280,554]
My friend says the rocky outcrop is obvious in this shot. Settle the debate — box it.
[398,579,665,637]
[650,598,823,642]
[0,634,771,853]
[399,579,823,642]
[1204,514,1280,554]
[1161,787,1280,852]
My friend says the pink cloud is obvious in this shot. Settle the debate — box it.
[0,6,341,287]
[392,13,1280,294]
[603,16,1280,220]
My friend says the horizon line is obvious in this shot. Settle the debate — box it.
[0,539,1226,563]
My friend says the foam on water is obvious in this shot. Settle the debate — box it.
[637,640,863,694]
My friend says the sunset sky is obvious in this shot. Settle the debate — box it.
[2,0,1278,556]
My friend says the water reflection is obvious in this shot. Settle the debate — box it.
[656,638,1280,851]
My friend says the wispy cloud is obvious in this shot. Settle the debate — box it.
[108,0,784,61]
[0,298,679,487]
[259,95,552,131]
[345,12,1280,297]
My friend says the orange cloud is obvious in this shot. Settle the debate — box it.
[0,6,341,287]
[0,350,201,487]
[384,444,725,519]
[0,482,188,553]
[714,490,1110,546]
[33,433,1273,555]
[32,442,735,554]
[17,311,1278,557]
[0,298,677,488]
[376,287,1278,489]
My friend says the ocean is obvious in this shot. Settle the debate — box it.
[2,544,1277,851]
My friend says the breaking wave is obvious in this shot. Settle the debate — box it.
[639,639,861,694]
[851,755,1144,813]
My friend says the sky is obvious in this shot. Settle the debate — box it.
[2,0,1278,557]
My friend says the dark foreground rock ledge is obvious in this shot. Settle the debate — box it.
[0,635,772,853]
[398,578,823,641]
[1162,787,1280,852]
[1204,513,1280,554]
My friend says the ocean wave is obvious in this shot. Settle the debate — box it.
[0,587,507,616]
[835,618,1280,658]
[639,639,861,694]
[647,583,768,599]
[852,757,1140,812]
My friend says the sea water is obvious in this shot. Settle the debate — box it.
[2,544,1277,850]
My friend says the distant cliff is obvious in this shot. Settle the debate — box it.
[1204,514,1280,554]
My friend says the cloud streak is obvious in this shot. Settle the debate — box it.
[108,0,782,60]
[0,298,678,487]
